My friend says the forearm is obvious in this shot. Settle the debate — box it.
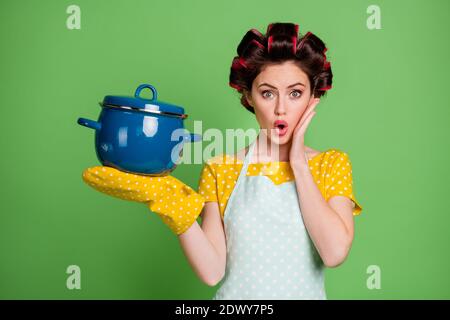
[178,220,224,286]
[292,163,351,267]
[82,166,225,283]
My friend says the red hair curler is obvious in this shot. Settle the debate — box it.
[296,31,312,52]
[317,85,332,91]
[322,47,328,60]
[238,57,248,68]
[251,39,265,50]
[231,57,239,68]
[267,35,274,54]
[291,36,297,55]
[229,82,242,91]
[250,28,264,39]
[231,56,248,70]
[292,24,299,54]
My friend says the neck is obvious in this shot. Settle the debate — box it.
[250,133,292,163]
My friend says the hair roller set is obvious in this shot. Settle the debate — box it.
[229,23,332,93]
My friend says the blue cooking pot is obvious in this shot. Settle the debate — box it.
[77,84,201,176]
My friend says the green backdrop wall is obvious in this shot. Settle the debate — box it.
[0,0,449,299]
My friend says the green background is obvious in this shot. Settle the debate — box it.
[1,0,449,299]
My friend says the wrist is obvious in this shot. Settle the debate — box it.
[291,161,311,175]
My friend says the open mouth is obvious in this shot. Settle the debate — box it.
[273,120,288,136]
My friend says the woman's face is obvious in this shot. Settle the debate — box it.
[245,60,319,145]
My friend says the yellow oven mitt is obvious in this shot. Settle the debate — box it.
[82,166,205,235]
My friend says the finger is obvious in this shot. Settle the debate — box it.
[301,98,319,120]
[304,111,317,129]
[308,98,320,111]
[298,109,312,128]
[296,111,316,136]
[298,102,318,129]
[306,100,319,115]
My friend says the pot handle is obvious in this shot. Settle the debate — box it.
[135,84,158,100]
[77,117,101,131]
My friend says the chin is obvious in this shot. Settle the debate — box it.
[272,135,292,145]
[265,129,292,146]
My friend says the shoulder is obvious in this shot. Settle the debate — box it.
[328,148,351,162]
[318,148,350,160]
[308,148,353,179]
[201,153,242,176]
[306,147,349,164]
[320,148,353,178]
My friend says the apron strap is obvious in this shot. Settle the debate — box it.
[236,139,256,183]
[222,139,257,220]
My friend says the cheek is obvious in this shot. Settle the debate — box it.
[253,108,273,128]
[287,105,308,125]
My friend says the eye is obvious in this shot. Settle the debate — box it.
[290,90,302,98]
[261,90,274,99]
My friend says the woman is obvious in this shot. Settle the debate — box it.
[82,22,363,300]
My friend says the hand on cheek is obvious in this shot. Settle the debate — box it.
[289,98,320,166]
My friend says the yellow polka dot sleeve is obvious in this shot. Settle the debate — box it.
[325,151,363,216]
[197,160,219,203]
[82,166,205,235]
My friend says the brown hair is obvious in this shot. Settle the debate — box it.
[229,22,333,114]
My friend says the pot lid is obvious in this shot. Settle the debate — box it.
[101,84,186,118]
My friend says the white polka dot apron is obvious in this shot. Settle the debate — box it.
[212,140,327,300]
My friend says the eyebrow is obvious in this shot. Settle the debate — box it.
[257,82,305,89]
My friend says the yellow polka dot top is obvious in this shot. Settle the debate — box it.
[197,148,363,220]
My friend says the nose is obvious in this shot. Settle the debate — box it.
[274,101,286,115]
